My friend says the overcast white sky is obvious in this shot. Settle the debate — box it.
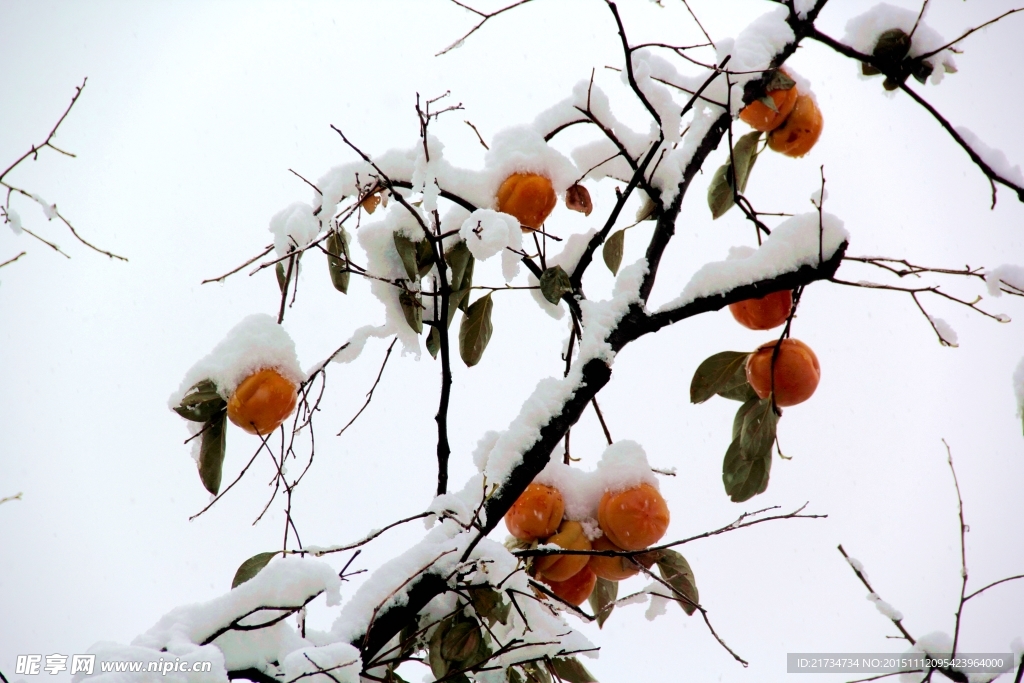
[1,1,1023,682]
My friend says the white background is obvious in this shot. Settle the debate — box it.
[1,1,1022,681]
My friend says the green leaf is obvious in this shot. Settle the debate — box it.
[707,163,733,220]
[759,95,778,113]
[426,326,440,359]
[275,261,287,294]
[399,290,423,334]
[522,662,552,683]
[507,669,525,683]
[448,289,470,327]
[231,551,279,588]
[469,586,510,626]
[654,549,700,616]
[602,230,625,276]
[428,615,453,680]
[459,258,475,313]
[549,658,598,683]
[440,619,482,663]
[739,397,778,462]
[446,241,474,292]
[707,132,762,220]
[393,233,420,281]
[326,228,351,294]
[732,131,762,194]
[732,396,762,441]
[198,411,227,495]
[539,265,572,305]
[174,379,226,422]
[873,28,911,66]
[912,59,934,85]
[459,294,493,367]
[416,238,435,279]
[588,576,618,629]
[722,435,772,502]
[690,351,751,404]
[766,69,796,91]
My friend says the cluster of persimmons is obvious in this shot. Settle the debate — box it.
[739,70,824,158]
[504,481,670,605]
[730,290,820,407]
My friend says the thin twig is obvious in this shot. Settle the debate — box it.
[464,120,489,150]
[838,545,916,645]
[0,252,27,269]
[338,338,398,436]
[437,0,536,56]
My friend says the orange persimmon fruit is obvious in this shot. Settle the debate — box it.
[745,338,821,407]
[587,535,655,582]
[543,565,597,606]
[533,520,592,583]
[597,483,670,552]
[739,75,798,132]
[504,483,565,542]
[496,173,557,231]
[227,368,298,435]
[729,290,794,330]
[767,94,823,158]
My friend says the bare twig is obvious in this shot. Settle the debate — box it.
[0,492,23,506]
[338,337,398,436]
[437,0,536,56]
[201,244,274,284]
[464,120,489,150]
[838,544,916,645]
[0,252,27,269]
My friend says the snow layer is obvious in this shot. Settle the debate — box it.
[657,212,848,313]
[532,440,661,522]
[481,259,646,488]
[6,207,22,235]
[281,642,360,683]
[269,202,320,258]
[844,4,958,85]
[460,209,516,261]
[986,264,1024,298]
[866,592,904,621]
[169,314,304,407]
[75,557,343,683]
[956,127,1024,187]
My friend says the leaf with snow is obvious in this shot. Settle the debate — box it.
[231,551,280,589]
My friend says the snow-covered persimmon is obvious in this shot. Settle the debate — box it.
[542,565,597,606]
[767,94,823,157]
[729,290,793,330]
[745,338,820,406]
[504,482,565,541]
[533,520,592,582]
[597,483,670,552]
[739,74,798,132]
[495,173,557,231]
[226,368,298,435]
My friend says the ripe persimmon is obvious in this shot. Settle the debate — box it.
[597,483,670,552]
[587,535,654,582]
[745,338,820,407]
[533,520,592,582]
[227,368,298,435]
[729,290,793,330]
[504,483,565,542]
[767,94,823,157]
[496,173,557,231]
[542,565,597,606]
[739,75,798,132]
